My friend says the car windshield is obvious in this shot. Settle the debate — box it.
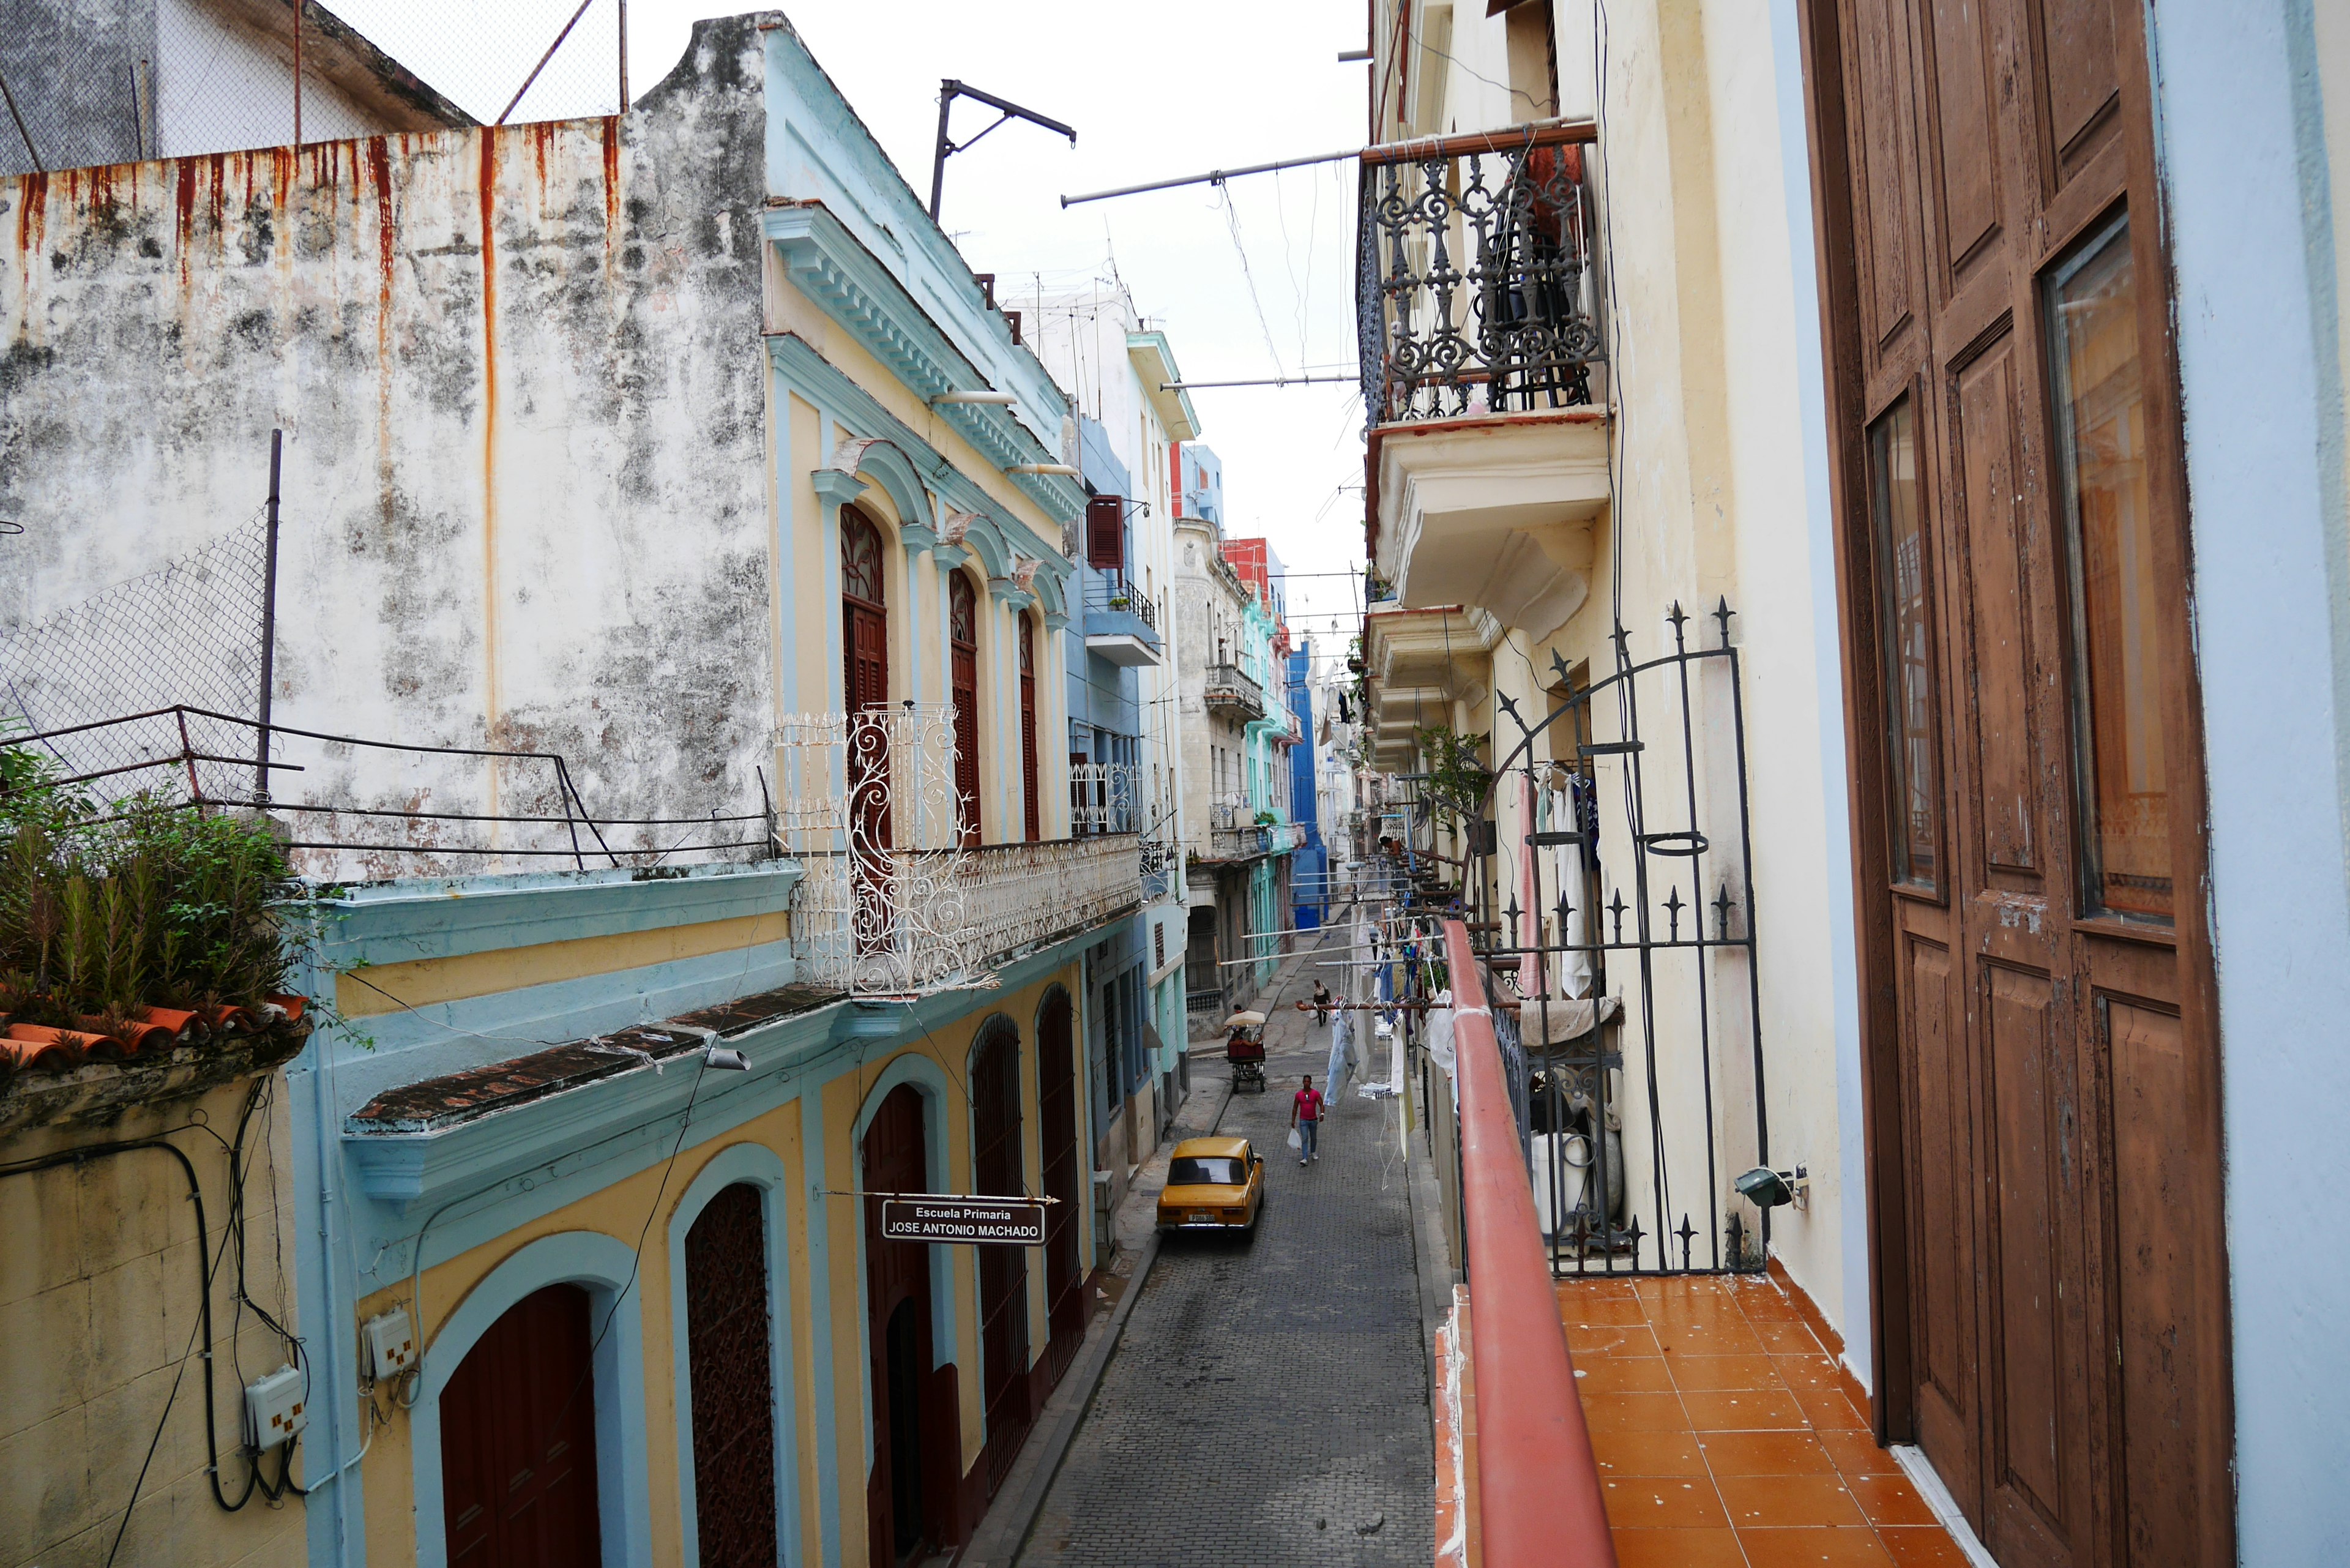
[1168,1156,1247,1187]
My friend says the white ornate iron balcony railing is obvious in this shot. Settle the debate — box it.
[775,707,1142,995]
[1356,129,1606,425]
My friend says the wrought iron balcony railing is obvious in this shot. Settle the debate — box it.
[1203,663,1265,720]
[1084,575,1159,635]
[1357,125,1605,425]
[775,707,1142,996]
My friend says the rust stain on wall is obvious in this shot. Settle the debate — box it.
[601,116,621,245]
[15,171,47,271]
[478,127,503,816]
[367,137,397,539]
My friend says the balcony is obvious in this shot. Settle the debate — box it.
[1357,125,1611,643]
[777,707,1142,995]
[1084,576,1163,668]
[1430,919,1974,1566]
[1203,662,1266,720]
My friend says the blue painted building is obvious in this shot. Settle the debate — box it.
[1287,641,1327,928]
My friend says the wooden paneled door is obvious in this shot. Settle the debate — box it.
[1017,614,1040,841]
[844,506,892,954]
[1037,988,1086,1376]
[864,1085,937,1567]
[439,1283,602,1567]
[950,572,982,848]
[685,1183,777,1568]
[971,1021,1032,1492]
[1799,1,2231,1565]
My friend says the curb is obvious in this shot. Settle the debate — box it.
[956,1072,1236,1568]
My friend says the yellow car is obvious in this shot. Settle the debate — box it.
[1156,1136,1266,1236]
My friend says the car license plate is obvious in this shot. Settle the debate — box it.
[1189,1211,1214,1223]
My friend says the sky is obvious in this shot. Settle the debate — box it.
[330,0,1376,665]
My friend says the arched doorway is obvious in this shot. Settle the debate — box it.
[685,1183,776,1568]
[1037,988,1084,1376]
[863,1084,945,1565]
[843,507,892,952]
[970,1021,1031,1491]
[949,573,982,848]
[439,1282,602,1564]
[1017,614,1040,841]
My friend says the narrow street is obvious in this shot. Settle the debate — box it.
[1016,936,1433,1568]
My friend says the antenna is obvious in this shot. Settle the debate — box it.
[930,79,1075,221]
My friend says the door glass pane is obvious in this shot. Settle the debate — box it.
[1870,397,1940,889]
[2048,216,2170,922]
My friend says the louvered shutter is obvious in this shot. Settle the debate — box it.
[1086,495,1124,573]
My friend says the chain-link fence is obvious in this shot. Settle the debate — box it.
[0,513,272,800]
[0,0,629,179]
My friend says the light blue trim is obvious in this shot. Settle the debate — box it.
[667,1141,803,1568]
[409,1231,655,1568]
[797,1091,841,1568]
[847,438,933,541]
[766,331,1076,577]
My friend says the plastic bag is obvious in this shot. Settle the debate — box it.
[1287,1127,1302,1151]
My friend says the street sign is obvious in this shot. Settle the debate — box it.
[879,1195,1047,1247]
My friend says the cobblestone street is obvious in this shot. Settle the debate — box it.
[1015,940,1433,1568]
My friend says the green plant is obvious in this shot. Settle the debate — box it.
[0,765,299,1025]
[1413,723,1491,837]
[1253,808,1278,826]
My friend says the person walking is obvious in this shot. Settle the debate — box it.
[1311,980,1332,1027]
[1291,1074,1324,1165]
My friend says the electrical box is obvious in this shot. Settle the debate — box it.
[244,1364,307,1452]
[362,1304,415,1381]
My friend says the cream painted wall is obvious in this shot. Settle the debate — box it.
[2,1075,307,1568]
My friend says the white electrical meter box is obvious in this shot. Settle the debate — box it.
[362,1304,415,1381]
[244,1364,307,1452]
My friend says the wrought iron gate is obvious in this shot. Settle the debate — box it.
[1483,598,1770,1276]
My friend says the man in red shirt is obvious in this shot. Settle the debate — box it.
[1291,1075,1324,1165]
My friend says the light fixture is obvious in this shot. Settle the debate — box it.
[931,390,1018,406]
[1007,463,1081,477]
[1733,1167,1796,1208]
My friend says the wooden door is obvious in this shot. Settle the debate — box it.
[1017,615,1040,841]
[440,1283,602,1567]
[864,1085,932,1567]
[685,1183,777,1568]
[950,573,982,847]
[844,507,892,951]
[1802,0,2231,1564]
[1037,988,1085,1374]
[970,1023,1032,1491]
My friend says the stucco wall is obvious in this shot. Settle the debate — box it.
[1,1073,305,1568]
[0,18,775,870]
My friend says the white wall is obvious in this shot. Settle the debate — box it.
[2146,2,2350,1560]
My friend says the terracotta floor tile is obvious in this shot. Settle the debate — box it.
[1556,1277,1644,1301]
[1877,1525,1975,1566]
[1715,1473,1868,1529]
[1697,1430,1837,1476]
[1848,1472,1939,1527]
[1604,1476,1731,1529]
[1580,1355,1677,1394]
[1671,1354,1785,1392]
[1816,1429,1900,1476]
[1581,1392,1695,1433]
[1792,1384,1870,1430]
[1563,1295,1657,1326]
[1771,1354,1846,1392]
[1735,1528,1899,1568]
[1611,1528,1753,1568]
[1592,1428,1710,1477]
[1569,1322,1665,1357]
[1753,1319,1829,1354]
[1681,1388,1809,1431]
[1729,1283,1807,1321]
[1638,1275,1739,1301]
[1656,1318,1769,1356]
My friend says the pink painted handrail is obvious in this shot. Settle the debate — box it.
[1444,917,1617,1566]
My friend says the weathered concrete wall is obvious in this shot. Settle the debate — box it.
[0,17,775,873]
[0,1071,305,1568]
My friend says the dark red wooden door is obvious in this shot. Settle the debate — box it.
[1807,0,2230,1562]
[686,1183,776,1568]
[971,1024,1031,1491]
[950,574,982,848]
[864,1085,934,1567]
[1037,988,1084,1373]
[843,507,892,951]
[439,1283,602,1567]
[1017,616,1039,842]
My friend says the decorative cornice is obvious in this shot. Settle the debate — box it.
[811,468,866,506]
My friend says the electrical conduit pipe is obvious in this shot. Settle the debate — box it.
[1443,917,1616,1566]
